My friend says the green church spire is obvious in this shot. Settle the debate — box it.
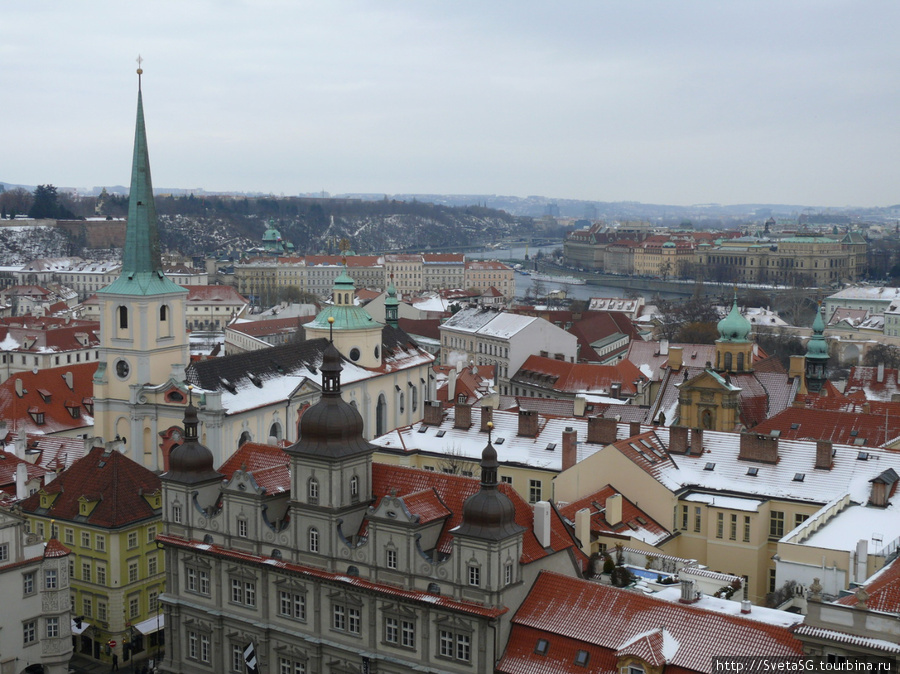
[99,63,184,297]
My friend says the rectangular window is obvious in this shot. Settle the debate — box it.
[505,563,513,586]
[348,607,361,634]
[81,531,90,548]
[149,591,158,613]
[128,561,139,583]
[189,632,197,660]
[680,504,688,530]
[238,519,248,538]
[82,562,92,583]
[23,620,36,645]
[385,616,398,643]
[172,505,183,524]
[500,475,513,485]
[96,565,107,586]
[45,569,57,590]
[694,506,702,533]
[64,528,74,545]
[769,568,777,594]
[439,630,454,658]
[23,572,35,595]
[529,479,542,504]
[98,601,107,622]
[233,644,244,673]
[128,531,138,549]
[743,516,751,542]
[401,620,415,648]
[716,512,724,539]
[148,554,158,576]
[769,511,785,538]
[129,596,140,619]
[46,617,59,638]
[147,526,157,543]
[730,514,738,541]
[200,570,210,595]
[795,513,808,528]
[386,549,397,570]
[468,565,480,587]
[279,591,306,620]
[333,605,346,631]
[95,534,106,552]
[83,596,93,618]
[456,634,471,662]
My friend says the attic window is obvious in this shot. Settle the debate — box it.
[636,516,648,525]
[704,462,716,471]
[747,467,759,477]
[37,389,52,403]
[627,520,639,530]
[858,452,869,461]
[66,404,81,419]
[534,639,549,656]
[793,473,805,482]
[82,398,94,414]
[545,443,557,451]
[495,437,505,445]
[790,423,800,430]
[27,407,45,425]
[436,430,446,438]
[574,650,590,667]
[248,373,262,388]
[417,426,428,433]
[854,438,866,446]
[850,430,859,437]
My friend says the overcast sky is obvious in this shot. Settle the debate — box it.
[3,2,899,207]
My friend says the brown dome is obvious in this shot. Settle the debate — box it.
[454,440,524,541]
[163,402,222,484]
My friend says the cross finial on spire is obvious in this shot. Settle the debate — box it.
[136,54,144,89]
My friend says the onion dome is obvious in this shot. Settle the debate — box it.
[717,294,752,342]
[286,340,375,460]
[455,427,524,541]
[164,396,222,484]
[806,303,828,359]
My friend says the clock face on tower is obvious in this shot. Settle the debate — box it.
[115,359,130,379]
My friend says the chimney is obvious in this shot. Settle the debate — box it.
[480,405,493,432]
[14,378,23,397]
[660,339,669,356]
[669,425,690,455]
[423,400,443,426]
[574,507,591,555]
[534,501,551,548]
[63,371,74,391]
[862,402,871,414]
[447,368,457,401]
[12,434,27,460]
[740,600,752,614]
[16,462,27,501]
[562,427,577,471]
[815,440,833,470]
[573,394,586,417]
[629,421,641,438]
[878,362,885,383]
[605,493,623,526]
[668,346,683,371]
[586,416,617,445]
[454,403,472,430]
[738,432,779,464]
[679,578,699,604]
[610,382,622,400]
[517,410,539,438]
[692,428,703,453]
[788,354,806,380]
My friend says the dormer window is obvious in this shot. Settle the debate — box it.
[27,407,45,425]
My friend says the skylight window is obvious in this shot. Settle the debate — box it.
[747,467,759,477]
[436,430,446,438]
[858,451,869,460]
[790,423,800,430]
[574,650,590,667]
[854,438,866,446]
[704,462,716,471]
[495,437,505,445]
[545,443,557,451]
[636,516,648,525]
[535,639,549,656]
[417,426,428,433]
[850,430,859,437]
[793,473,805,482]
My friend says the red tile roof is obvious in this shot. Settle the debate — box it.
[557,484,670,545]
[18,445,162,529]
[229,317,309,338]
[43,538,71,558]
[0,450,48,492]
[398,318,443,340]
[753,407,900,447]
[515,355,647,397]
[0,363,97,438]
[379,487,452,525]
[158,533,507,618]
[186,285,248,304]
[0,318,99,353]
[497,572,803,674]
[845,366,900,402]
[836,555,900,612]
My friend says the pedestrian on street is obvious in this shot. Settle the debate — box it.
[112,653,119,671]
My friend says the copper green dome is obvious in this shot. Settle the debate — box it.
[717,295,752,342]
[806,304,829,359]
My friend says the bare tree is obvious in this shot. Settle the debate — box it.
[437,445,479,478]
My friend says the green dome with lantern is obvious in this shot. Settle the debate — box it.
[717,294,752,342]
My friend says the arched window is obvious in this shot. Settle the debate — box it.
[399,392,405,415]
[701,409,714,430]
[159,305,168,321]
[724,352,733,371]
[376,394,387,437]
[737,352,745,371]
[238,431,251,448]
[118,306,128,330]
[412,385,418,412]
[350,475,359,502]
[308,527,319,553]
[269,422,282,441]
[308,477,319,504]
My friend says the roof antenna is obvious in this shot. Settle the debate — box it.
[136,54,143,90]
